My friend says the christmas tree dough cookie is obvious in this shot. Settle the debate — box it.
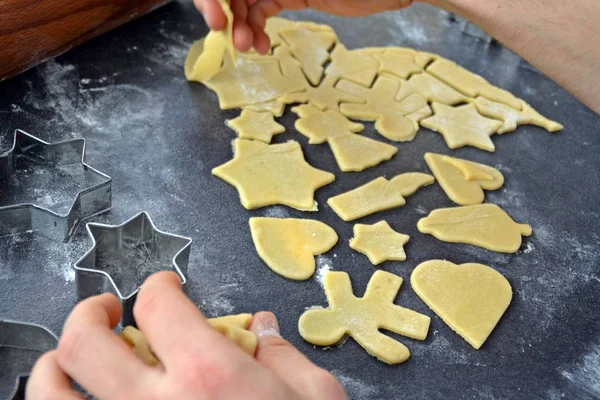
[249,217,338,280]
[298,270,430,364]
[212,139,335,210]
[227,110,285,143]
[424,152,504,205]
[474,97,563,134]
[328,172,435,221]
[411,260,512,349]
[417,203,532,253]
[350,221,410,265]
[421,103,503,152]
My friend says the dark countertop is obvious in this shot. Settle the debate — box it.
[1,1,599,398]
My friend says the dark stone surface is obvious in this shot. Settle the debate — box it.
[0,1,599,398]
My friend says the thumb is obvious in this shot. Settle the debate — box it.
[249,312,347,400]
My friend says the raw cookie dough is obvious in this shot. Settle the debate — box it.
[208,313,258,355]
[337,76,429,142]
[227,110,285,143]
[427,59,521,109]
[278,74,364,111]
[121,326,161,367]
[272,45,310,87]
[374,50,423,80]
[411,260,512,349]
[249,217,338,280]
[395,73,469,105]
[421,103,503,152]
[325,43,380,87]
[295,108,364,144]
[424,152,504,205]
[328,172,435,221]
[212,139,335,210]
[298,270,430,364]
[350,221,410,265]
[474,97,563,134]
[417,203,533,253]
[291,103,323,119]
[243,99,286,117]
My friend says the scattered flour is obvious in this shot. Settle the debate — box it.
[332,370,380,400]
[414,205,428,215]
[561,343,600,398]
[523,242,535,254]
[262,206,290,218]
[315,255,333,287]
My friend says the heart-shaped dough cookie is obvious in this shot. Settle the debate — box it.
[249,217,338,280]
[410,260,512,349]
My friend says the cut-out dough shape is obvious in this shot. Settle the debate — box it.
[272,45,310,87]
[212,139,335,210]
[264,17,299,47]
[184,0,235,82]
[279,74,364,111]
[474,97,563,134]
[417,203,532,253]
[291,103,321,119]
[205,56,303,109]
[411,260,512,349]
[121,326,161,367]
[249,217,338,280]
[295,108,364,144]
[350,221,410,265]
[243,99,286,117]
[427,59,521,109]
[424,152,504,205]
[279,26,337,85]
[421,103,503,152]
[227,110,285,143]
[395,73,469,105]
[325,43,380,87]
[374,50,423,80]
[298,270,430,364]
[328,173,435,221]
[337,76,428,142]
[208,313,258,355]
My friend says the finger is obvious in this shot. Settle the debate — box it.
[58,294,156,399]
[231,0,254,51]
[194,0,227,30]
[249,23,271,54]
[26,351,84,400]
[249,312,347,399]
[133,271,247,372]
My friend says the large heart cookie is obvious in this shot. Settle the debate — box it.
[410,260,512,349]
[249,217,338,280]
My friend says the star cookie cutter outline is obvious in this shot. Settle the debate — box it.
[74,212,192,327]
[0,319,59,400]
[0,129,112,243]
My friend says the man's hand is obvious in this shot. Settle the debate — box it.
[194,0,414,54]
[27,271,348,400]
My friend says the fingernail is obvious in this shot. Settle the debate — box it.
[254,313,281,338]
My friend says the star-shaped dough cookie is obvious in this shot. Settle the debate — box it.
[395,73,468,105]
[295,108,364,144]
[212,139,335,210]
[374,50,422,80]
[474,98,563,134]
[325,43,380,87]
[421,103,503,152]
[227,110,285,143]
[337,76,429,142]
[350,221,410,265]
[279,74,364,111]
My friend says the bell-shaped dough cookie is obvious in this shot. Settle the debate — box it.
[424,152,504,205]
[349,221,410,265]
[411,260,512,349]
[328,134,398,172]
[212,139,335,210]
[417,203,532,253]
[249,217,338,280]
[328,172,435,221]
[299,270,430,364]
[474,97,563,134]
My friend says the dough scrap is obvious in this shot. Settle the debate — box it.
[374,50,423,80]
[337,76,429,141]
[350,221,410,265]
[395,73,469,105]
[295,108,364,144]
[328,172,435,221]
[243,99,286,117]
[328,134,398,172]
[279,26,337,85]
[298,270,430,364]
[411,260,512,349]
[325,43,380,87]
[204,56,303,109]
[427,59,521,109]
[272,45,310,87]
[208,313,258,355]
[424,152,504,205]
[279,74,364,111]
[212,139,335,210]
[417,203,532,253]
[120,326,161,367]
[249,217,338,280]
[421,102,502,152]
[474,97,563,134]
[227,110,285,143]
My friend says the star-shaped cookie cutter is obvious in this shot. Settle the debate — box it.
[0,319,58,400]
[0,129,112,242]
[74,212,192,327]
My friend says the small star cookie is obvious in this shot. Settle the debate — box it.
[350,221,410,265]
[374,50,423,80]
[325,43,380,87]
[227,110,285,143]
[279,74,364,111]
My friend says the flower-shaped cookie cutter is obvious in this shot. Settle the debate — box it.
[0,129,112,242]
[74,212,192,327]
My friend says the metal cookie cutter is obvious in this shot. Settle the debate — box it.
[74,212,192,327]
[0,129,112,243]
[0,319,58,400]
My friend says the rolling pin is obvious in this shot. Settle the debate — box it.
[0,0,172,81]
